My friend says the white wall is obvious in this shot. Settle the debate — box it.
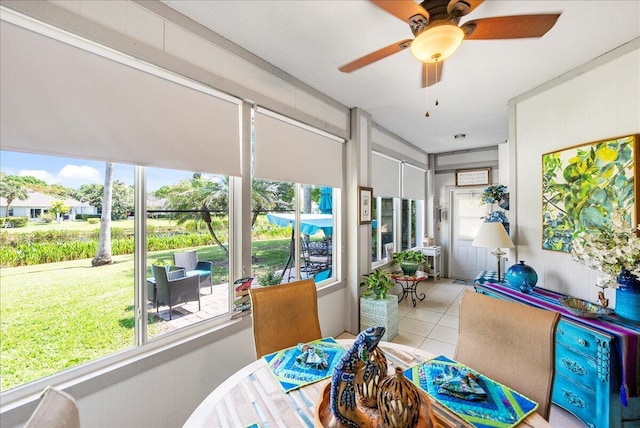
[511,40,640,304]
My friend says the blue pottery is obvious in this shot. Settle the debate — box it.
[505,260,538,293]
[616,269,640,322]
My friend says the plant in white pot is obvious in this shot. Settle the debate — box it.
[393,250,429,276]
[359,269,398,341]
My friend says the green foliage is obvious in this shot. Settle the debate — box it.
[258,270,283,286]
[392,250,427,264]
[87,218,99,225]
[542,136,635,252]
[0,232,214,267]
[360,268,394,300]
[0,217,29,228]
[74,180,133,220]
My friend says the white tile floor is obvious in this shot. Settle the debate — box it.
[339,278,585,428]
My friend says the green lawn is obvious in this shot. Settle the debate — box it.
[0,237,292,392]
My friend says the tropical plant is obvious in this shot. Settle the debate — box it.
[571,210,640,288]
[392,250,427,265]
[360,268,394,300]
[542,136,635,252]
[49,200,70,223]
[156,173,229,257]
[0,176,29,218]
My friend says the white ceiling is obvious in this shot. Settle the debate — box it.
[161,0,640,154]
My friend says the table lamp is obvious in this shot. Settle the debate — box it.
[472,222,514,282]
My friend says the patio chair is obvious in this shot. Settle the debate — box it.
[455,290,560,420]
[152,264,200,320]
[301,238,331,275]
[173,250,213,293]
[249,278,322,359]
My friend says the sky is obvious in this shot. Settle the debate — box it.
[0,150,193,191]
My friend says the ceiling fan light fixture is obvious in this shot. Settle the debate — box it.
[410,24,464,63]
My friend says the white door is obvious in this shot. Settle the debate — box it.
[449,188,493,279]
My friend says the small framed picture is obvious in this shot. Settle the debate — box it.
[359,186,373,225]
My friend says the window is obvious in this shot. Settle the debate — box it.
[145,168,230,338]
[371,197,394,263]
[0,152,237,392]
[251,181,336,285]
[0,152,135,391]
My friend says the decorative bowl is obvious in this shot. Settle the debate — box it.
[559,297,613,318]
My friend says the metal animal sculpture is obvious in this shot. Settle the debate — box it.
[330,326,386,428]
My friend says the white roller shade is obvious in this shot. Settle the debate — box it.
[254,108,343,188]
[0,20,242,176]
[402,163,426,200]
[372,152,400,198]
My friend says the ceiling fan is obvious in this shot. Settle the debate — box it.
[339,0,561,87]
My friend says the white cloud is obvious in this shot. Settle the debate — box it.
[19,169,56,184]
[57,164,101,185]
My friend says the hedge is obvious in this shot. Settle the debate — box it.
[0,217,29,228]
[0,233,216,267]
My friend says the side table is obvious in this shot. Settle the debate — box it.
[420,246,442,280]
[391,271,427,307]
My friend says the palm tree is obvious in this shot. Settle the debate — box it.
[161,174,229,257]
[0,176,29,218]
[92,162,114,266]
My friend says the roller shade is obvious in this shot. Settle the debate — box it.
[402,163,426,200]
[0,20,242,176]
[254,108,343,188]
[371,152,400,198]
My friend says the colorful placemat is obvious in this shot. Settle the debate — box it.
[263,337,345,393]
[405,355,538,428]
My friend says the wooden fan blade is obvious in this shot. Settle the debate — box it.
[447,0,484,17]
[462,14,561,40]
[422,62,443,88]
[370,0,429,24]
[339,39,413,73]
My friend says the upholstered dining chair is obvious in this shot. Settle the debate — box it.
[454,290,560,420]
[25,386,80,428]
[249,278,322,359]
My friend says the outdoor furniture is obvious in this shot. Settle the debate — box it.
[152,264,200,320]
[173,250,213,293]
[455,289,560,420]
[249,278,321,359]
[265,213,333,279]
[301,238,331,275]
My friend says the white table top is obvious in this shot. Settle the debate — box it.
[183,339,550,428]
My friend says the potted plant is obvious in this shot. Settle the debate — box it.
[359,269,398,341]
[393,250,429,276]
[258,270,283,286]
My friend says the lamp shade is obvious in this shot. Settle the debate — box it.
[410,24,464,63]
[472,222,514,249]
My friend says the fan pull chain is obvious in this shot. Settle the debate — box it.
[425,84,430,117]
[435,60,439,107]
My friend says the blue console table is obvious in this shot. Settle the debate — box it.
[474,279,640,428]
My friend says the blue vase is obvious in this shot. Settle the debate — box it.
[505,260,538,293]
[616,269,640,322]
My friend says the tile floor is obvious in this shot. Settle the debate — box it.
[338,277,585,428]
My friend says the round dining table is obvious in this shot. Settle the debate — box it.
[183,339,551,428]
